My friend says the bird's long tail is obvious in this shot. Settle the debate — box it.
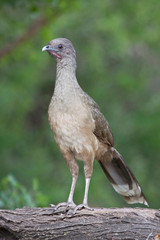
[98,148,148,206]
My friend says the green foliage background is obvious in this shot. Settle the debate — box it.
[0,0,160,209]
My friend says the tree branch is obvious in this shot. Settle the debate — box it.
[0,207,160,239]
[0,17,47,59]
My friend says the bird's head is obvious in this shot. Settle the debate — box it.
[42,38,76,63]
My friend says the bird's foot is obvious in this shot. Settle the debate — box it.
[50,201,76,213]
[71,204,94,215]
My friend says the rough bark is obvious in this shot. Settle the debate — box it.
[0,207,160,240]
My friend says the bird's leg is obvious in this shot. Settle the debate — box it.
[83,178,91,206]
[72,159,94,214]
[67,176,77,205]
[51,177,77,211]
[51,155,78,211]
[72,178,93,214]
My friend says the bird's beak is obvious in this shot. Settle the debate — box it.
[42,45,58,52]
[42,45,62,59]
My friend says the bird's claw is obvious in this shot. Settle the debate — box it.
[50,204,55,207]
[71,204,94,215]
[50,201,76,213]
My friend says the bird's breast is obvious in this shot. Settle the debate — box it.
[48,99,98,160]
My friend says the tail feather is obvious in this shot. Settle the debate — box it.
[99,148,148,206]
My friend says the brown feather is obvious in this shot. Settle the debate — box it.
[98,148,148,206]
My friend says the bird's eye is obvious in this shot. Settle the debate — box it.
[58,44,63,49]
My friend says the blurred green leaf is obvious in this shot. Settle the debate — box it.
[0,0,160,209]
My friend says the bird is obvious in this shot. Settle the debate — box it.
[42,38,148,213]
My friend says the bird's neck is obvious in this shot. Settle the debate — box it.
[53,60,81,101]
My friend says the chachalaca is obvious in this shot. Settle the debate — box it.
[42,38,148,213]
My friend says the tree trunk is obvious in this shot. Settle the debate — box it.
[0,207,160,240]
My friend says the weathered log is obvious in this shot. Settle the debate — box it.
[0,207,160,240]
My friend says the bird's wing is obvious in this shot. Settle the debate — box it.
[82,92,114,146]
[91,103,114,146]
